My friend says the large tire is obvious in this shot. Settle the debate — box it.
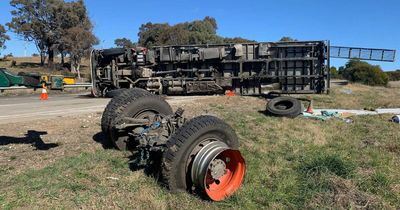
[104,88,126,98]
[266,96,302,118]
[101,48,126,57]
[101,88,152,148]
[109,94,173,150]
[161,115,239,195]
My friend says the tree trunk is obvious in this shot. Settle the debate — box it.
[61,52,65,65]
[76,63,81,79]
[40,52,45,66]
[48,49,54,69]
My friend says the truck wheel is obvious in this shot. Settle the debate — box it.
[266,96,302,118]
[101,48,126,57]
[161,115,246,201]
[104,88,126,98]
[101,88,152,148]
[109,94,173,150]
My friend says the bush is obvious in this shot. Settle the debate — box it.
[341,59,388,86]
[386,70,400,81]
[330,66,340,78]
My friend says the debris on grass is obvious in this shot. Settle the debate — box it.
[391,115,400,123]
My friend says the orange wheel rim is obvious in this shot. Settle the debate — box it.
[204,149,246,201]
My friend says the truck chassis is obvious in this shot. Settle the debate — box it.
[91,41,331,96]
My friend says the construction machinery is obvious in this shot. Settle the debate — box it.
[0,68,92,93]
[90,41,396,97]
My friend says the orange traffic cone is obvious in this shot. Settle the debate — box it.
[40,84,48,100]
[225,90,235,97]
[306,100,314,114]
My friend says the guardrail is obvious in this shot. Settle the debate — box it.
[0,83,92,92]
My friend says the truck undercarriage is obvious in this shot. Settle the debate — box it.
[91,41,331,96]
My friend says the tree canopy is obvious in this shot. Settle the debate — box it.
[0,24,10,54]
[138,17,254,48]
[341,59,388,86]
[114,38,136,48]
[7,0,97,68]
[279,37,298,42]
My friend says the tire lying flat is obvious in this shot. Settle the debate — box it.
[266,96,302,118]
[101,88,153,149]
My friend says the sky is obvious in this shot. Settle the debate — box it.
[0,0,399,70]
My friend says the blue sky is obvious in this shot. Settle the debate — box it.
[0,0,399,70]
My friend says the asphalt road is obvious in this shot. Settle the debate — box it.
[0,93,109,124]
[1,92,399,125]
[0,92,215,125]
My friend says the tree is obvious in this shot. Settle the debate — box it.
[56,0,95,65]
[138,17,252,47]
[0,24,10,54]
[330,66,339,78]
[279,36,298,42]
[341,59,388,86]
[114,38,136,48]
[386,70,400,81]
[7,0,65,67]
[7,0,96,69]
[62,27,98,78]
[60,0,98,78]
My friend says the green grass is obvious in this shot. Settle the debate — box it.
[1,85,400,209]
[1,113,399,209]
[309,83,400,109]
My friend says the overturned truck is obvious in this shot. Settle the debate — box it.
[91,41,331,96]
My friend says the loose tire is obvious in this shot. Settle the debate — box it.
[161,115,245,201]
[101,88,152,148]
[108,94,173,150]
[266,96,302,118]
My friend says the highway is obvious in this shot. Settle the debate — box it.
[0,93,214,124]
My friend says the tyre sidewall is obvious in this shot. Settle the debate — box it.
[111,95,173,150]
[164,116,239,191]
[266,96,302,117]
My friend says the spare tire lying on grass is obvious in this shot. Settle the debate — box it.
[266,96,302,118]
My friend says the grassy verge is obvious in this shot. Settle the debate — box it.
[309,83,400,109]
[1,99,399,209]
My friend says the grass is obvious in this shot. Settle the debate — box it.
[309,82,400,109]
[0,69,399,208]
[1,98,399,209]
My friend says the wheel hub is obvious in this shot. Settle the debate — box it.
[190,140,246,201]
[209,159,226,180]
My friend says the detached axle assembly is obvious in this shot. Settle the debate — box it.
[101,88,246,201]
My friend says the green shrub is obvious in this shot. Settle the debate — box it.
[330,66,340,78]
[386,70,400,81]
[341,59,388,86]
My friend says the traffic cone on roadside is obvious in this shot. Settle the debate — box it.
[40,84,48,100]
[225,90,235,97]
[305,100,314,114]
